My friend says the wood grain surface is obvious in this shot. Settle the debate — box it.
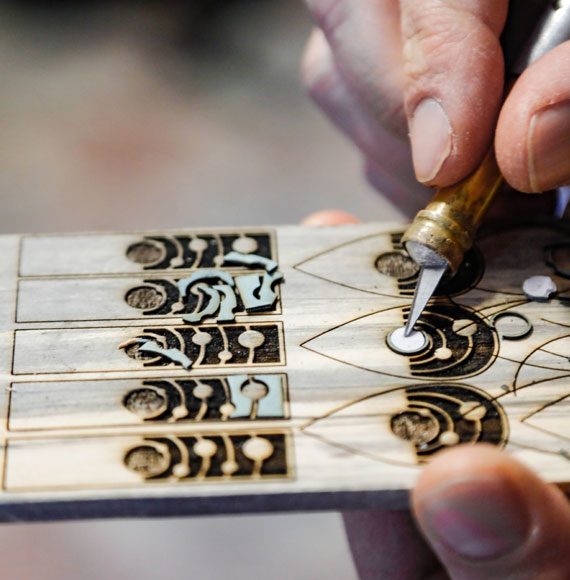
[0,220,569,521]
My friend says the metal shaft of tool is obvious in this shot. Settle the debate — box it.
[404,265,447,337]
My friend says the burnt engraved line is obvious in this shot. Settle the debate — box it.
[490,374,570,408]
[541,318,570,329]
[512,334,570,390]
[507,439,570,460]
[299,304,405,349]
[496,355,570,380]
[301,429,423,470]
[519,378,570,424]
[540,349,570,361]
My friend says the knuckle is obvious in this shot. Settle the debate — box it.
[305,0,347,35]
[301,40,336,103]
[402,15,466,82]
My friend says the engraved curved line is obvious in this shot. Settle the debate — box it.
[220,327,230,363]
[541,317,570,329]
[410,394,484,442]
[188,236,204,268]
[411,333,475,375]
[300,384,418,431]
[169,328,186,350]
[301,429,423,469]
[497,355,570,378]
[507,439,570,458]
[214,233,224,265]
[521,389,570,424]
[492,374,570,406]
[167,380,188,421]
[293,232,387,270]
[222,434,236,475]
[300,304,405,348]
[193,381,211,421]
[471,299,529,319]
[246,325,256,366]
[409,327,446,365]
[171,236,185,268]
[139,342,192,370]
[221,377,231,404]
[540,348,570,361]
[168,435,190,478]
[513,333,570,389]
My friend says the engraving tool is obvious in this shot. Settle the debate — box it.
[402,0,570,338]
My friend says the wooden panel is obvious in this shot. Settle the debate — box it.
[0,221,569,520]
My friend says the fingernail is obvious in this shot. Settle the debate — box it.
[529,100,570,192]
[418,477,530,560]
[409,98,452,182]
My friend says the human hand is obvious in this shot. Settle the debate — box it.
[344,444,570,579]
[302,210,570,579]
[302,0,570,199]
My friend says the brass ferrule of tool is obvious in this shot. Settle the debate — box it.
[402,145,505,274]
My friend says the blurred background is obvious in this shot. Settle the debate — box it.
[0,1,407,578]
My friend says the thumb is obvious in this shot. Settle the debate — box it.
[399,0,508,186]
[412,445,570,579]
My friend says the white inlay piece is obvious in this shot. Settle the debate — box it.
[522,275,557,301]
[387,327,428,354]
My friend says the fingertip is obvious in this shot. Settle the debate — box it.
[412,444,570,576]
[497,42,570,193]
[301,210,360,226]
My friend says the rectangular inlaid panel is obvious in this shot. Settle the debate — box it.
[20,232,276,277]
[12,323,285,375]
[5,431,292,491]
[16,275,281,322]
[0,223,568,521]
[8,374,290,431]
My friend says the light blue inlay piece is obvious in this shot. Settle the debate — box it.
[213,284,238,323]
[226,375,252,418]
[226,375,284,419]
[223,251,278,273]
[255,375,284,418]
[139,340,193,370]
[183,284,221,324]
[177,270,234,298]
[235,271,283,312]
